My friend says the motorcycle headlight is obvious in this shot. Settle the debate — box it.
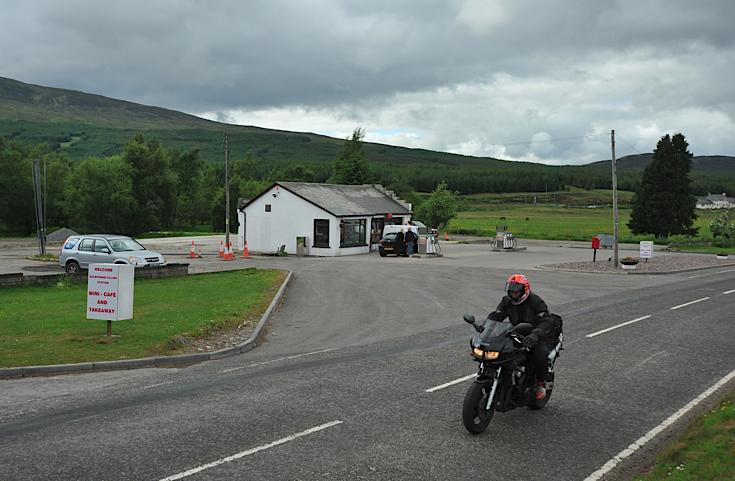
[472,348,499,360]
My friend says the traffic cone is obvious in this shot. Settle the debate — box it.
[222,242,235,261]
[242,240,250,259]
[444,231,449,241]
[218,240,224,258]
[188,240,200,258]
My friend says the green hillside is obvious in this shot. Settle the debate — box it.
[1,76,733,197]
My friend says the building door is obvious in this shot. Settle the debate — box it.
[370,218,384,250]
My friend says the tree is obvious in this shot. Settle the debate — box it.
[331,127,369,184]
[63,157,136,233]
[122,133,177,234]
[416,181,458,230]
[709,210,735,246]
[628,133,698,238]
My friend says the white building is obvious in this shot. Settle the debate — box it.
[238,182,412,256]
[696,193,735,209]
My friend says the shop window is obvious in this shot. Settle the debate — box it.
[340,219,367,247]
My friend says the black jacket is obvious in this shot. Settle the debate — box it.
[487,292,558,342]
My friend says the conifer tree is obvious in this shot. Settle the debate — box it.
[628,133,698,237]
[331,128,369,184]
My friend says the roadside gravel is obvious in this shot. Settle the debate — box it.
[541,253,735,274]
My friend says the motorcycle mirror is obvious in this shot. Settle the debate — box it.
[463,314,476,324]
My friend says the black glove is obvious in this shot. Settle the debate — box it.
[522,332,539,349]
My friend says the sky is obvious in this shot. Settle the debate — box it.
[2,0,734,165]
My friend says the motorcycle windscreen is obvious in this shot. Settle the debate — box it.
[474,319,515,352]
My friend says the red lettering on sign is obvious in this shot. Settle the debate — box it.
[97,299,108,305]
[88,291,99,296]
[104,292,116,297]
[94,267,113,272]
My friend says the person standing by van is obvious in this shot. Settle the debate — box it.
[405,227,417,256]
[396,228,405,257]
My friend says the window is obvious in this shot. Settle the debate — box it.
[79,238,95,252]
[265,204,272,212]
[340,219,367,247]
[94,240,110,253]
[64,238,79,250]
[313,219,329,248]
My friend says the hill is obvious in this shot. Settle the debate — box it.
[588,153,735,173]
[0,76,733,196]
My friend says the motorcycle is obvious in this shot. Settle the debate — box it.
[461,314,564,434]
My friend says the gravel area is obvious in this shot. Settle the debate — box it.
[542,253,735,274]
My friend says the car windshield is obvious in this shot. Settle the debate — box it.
[383,233,397,241]
[109,238,146,252]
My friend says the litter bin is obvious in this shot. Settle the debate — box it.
[296,236,307,256]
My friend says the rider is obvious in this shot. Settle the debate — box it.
[486,274,559,401]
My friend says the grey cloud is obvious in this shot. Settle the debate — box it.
[1,0,734,160]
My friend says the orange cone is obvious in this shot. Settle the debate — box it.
[222,242,235,261]
[218,240,224,258]
[188,240,199,258]
[242,240,250,259]
[444,231,449,241]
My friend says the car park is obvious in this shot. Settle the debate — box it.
[59,235,166,274]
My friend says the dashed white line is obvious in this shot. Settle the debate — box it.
[586,315,652,338]
[670,297,710,310]
[723,289,735,295]
[425,374,476,393]
[220,348,337,373]
[141,382,174,390]
[583,368,735,481]
[157,420,343,481]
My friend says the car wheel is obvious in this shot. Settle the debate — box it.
[379,251,387,257]
[65,260,81,274]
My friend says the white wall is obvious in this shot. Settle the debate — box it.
[239,184,409,256]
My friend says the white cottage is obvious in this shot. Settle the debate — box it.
[238,182,412,256]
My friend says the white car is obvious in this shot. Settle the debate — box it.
[59,235,166,274]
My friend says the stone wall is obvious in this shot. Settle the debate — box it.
[0,263,190,288]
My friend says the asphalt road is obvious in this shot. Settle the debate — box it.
[2,241,734,480]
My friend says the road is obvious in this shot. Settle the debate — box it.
[1,241,734,480]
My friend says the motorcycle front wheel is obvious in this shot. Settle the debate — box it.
[462,382,495,434]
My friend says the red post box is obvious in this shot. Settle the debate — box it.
[591,236,600,261]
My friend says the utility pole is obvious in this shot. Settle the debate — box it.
[31,158,47,256]
[223,134,230,251]
[611,130,619,268]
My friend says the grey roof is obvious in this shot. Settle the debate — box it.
[277,182,412,217]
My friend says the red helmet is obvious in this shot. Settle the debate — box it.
[505,274,531,305]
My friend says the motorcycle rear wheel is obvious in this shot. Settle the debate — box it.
[462,382,495,434]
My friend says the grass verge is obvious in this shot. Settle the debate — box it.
[633,389,735,481]
[0,268,285,367]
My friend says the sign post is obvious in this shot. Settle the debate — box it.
[640,241,653,263]
[87,264,134,336]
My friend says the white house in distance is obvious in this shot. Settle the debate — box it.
[238,182,412,256]
[696,193,735,209]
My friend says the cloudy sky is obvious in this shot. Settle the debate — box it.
[3,0,734,164]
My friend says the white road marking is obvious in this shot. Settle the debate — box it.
[723,289,735,295]
[583,368,735,481]
[141,382,174,390]
[670,297,710,310]
[425,374,476,393]
[158,420,343,481]
[586,315,652,338]
[219,348,337,373]
[685,268,735,278]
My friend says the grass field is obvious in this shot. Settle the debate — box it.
[0,268,284,367]
[633,389,735,481]
[448,191,732,252]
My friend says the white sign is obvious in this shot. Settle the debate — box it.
[86,264,134,321]
[640,241,654,259]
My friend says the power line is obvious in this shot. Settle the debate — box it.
[491,132,609,147]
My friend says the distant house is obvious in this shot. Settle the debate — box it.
[237,182,412,256]
[696,193,735,209]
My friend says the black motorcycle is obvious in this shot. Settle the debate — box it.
[461,314,563,434]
